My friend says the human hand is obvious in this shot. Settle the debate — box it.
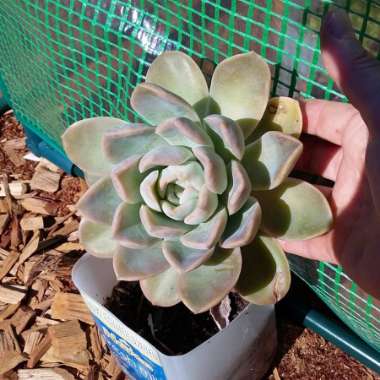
[279,9,380,300]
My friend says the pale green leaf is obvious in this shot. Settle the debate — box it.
[204,115,245,160]
[111,155,143,203]
[77,177,121,225]
[112,202,158,249]
[226,160,252,215]
[140,205,193,239]
[242,131,303,190]
[140,171,161,212]
[181,208,227,250]
[236,235,291,304]
[193,146,227,194]
[254,178,333,240]
[103,123,168,163]
[113,242,169,281]
[178,247,242,313]
[140,268,180,307]
[156,117,213,149]
[145,51,208,105]
[131,83,199,125]
[220,197,261,249]
[209,52,271,138]
[163,240,213,273]
[79,219,117,258]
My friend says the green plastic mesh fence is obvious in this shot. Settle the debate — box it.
[0,0,379,352]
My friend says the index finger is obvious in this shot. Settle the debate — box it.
[301,99,361,146]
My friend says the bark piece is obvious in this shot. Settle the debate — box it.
[51,293,93,325]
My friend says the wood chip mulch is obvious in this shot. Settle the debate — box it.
[0,111,127,380]
[0,110,379,380]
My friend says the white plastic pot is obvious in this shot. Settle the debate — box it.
[73,254,277,380]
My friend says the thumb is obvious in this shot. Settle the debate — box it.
[321,9,380,133]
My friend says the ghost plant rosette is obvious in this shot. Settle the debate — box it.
[62,51,332,313]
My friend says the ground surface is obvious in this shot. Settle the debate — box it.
[0,112,378,379]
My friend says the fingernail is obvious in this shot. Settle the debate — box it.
[323,9,355,40]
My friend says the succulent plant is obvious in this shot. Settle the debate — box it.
[62,51,333,313]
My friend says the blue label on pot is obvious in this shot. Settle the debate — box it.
[95,316,167,380]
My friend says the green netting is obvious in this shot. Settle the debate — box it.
[0,0,379,352]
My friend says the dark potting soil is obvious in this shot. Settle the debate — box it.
[105,281,248,355]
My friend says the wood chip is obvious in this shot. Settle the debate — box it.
[23,330,44,355]
[26,333,52,368]
[0,320,21,352]
[0,213,10,234]
[18,368,75,380]
[55,242,84,253]
[89,326,104,361]
[0,199,8,213]
[31,163,62,193]
[0,351,26,375]
[0,251,20,281]
[0,284,27,304]
[0,181,28,197]
[20,198,58,216]
[51,293,93,325]
[11,306,35,334]
[48,320,87,353]
[0,302,20,321]
[20,216,44,231]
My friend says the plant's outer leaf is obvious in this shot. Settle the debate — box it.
[236,235,291,304]
[140,171,161,212]
[193,147,227,194]
[193,96,221,119]
[140,205,193,239]
[255,178,333,239]
[131,83,199,124]
[242,131,303,190]
[209,52,270,138]
[204,115,245,160]
[161,198,197,221]
[181,208,227,250]
[158,162,205,195]
[62,117,124,175]
[139,146,193,173]
[226,160,252,215]
[178,247,242,313]
[111,155,143,203]
[184,185,218,225]
[162,240,213,273]
[220,197,261,249]
[145,51,208,106]
[112,202,158,249]
[140,268,181,307]
[77,177,121,225]
[156,117,213,149]
[113,242,169,281]
[249,97,302,142]
[79,219,117,258]
[103,123,167,163]
[85,173,102,186]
